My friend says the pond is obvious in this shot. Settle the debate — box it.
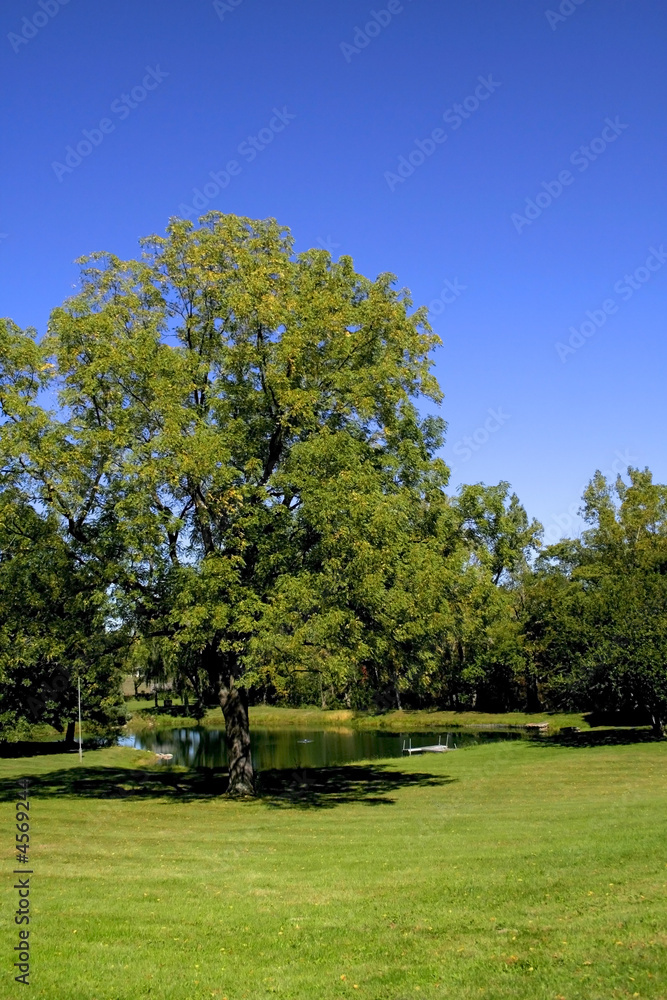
[121,726,528,770]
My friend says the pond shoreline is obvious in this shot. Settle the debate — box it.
[4,704,646,748]
[123,702,595,736]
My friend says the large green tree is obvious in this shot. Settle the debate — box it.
[5,213,445,794]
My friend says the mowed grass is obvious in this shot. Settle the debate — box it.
[1,738,666,999]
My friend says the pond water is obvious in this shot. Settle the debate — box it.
[121,726,528,770]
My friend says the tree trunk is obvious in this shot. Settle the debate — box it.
[525,670,541,713]
[211,651,255,797]
[154,687,159,709]
[649,709,664,737]
[391,663,402,711]
[64,720,76,748]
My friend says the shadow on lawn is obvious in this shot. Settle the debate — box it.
[0,763,455,809]
[534,728,665,750]
[0,738,117,759]
[257,765,455,809]
[0,740,75,758]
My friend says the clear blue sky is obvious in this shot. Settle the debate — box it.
[1,0,665,542]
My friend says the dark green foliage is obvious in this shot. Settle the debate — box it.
[523,468,667,730]
[0,493,125,740]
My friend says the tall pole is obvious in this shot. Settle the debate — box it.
[78,676,83,763]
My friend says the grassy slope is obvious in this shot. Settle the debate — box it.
[1,738,666,999]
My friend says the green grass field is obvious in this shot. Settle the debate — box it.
[2,730,666,999]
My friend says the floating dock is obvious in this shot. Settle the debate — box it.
[401,735,457,754]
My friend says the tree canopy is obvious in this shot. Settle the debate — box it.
[1,213,453,792]
[1,213,664,794]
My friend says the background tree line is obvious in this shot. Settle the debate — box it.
[1,213,665,794]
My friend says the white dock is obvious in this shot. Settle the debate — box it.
[401,735,457,754]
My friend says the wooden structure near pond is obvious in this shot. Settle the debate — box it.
[401,735,457,755]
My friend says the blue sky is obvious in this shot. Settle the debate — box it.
[1,0,665,542]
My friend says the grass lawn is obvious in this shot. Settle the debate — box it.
[1,735,666,999]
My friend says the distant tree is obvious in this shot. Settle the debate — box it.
[454,481,542,585]
[126,637,173,709]
[434,484,539,711]
[524,468,667,732]
[576,468,667,733]
[519,553,589,711]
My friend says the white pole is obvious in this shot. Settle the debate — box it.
[78,676,83,763]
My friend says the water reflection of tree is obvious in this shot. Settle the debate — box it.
[135,726,527,770]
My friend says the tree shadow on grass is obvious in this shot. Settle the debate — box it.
[0,764,228,802]
[531,727,665,750]
[0,738,118,759]
[583,708,655,728]
[0,740,74,758]
[258,765,456,809]
[0,762,455,809]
